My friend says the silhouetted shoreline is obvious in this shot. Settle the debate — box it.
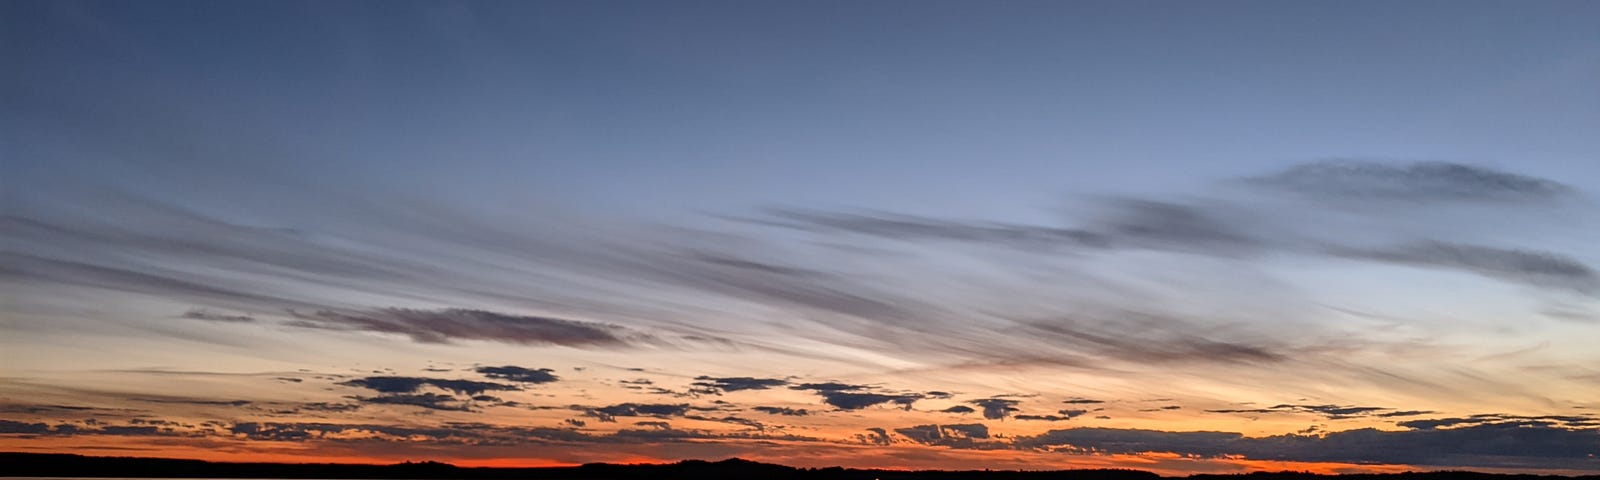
[2,453,1596,480]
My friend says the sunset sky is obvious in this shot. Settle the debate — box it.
[4,0,1600,475]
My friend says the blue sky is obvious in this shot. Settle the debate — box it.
[11,0,1598,216]
[3,0,1600,473]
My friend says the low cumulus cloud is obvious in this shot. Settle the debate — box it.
[817,392,924,411]
[1017,423,1600,470]
[692,376,789,394]
[8,407,1599,471]
[581,403,692,422]
[787,383,926,411]
[894,423,991,446]
[475,366,560,384]
[970,398,1022,420]
[337,375,522,412]
[225,420,818,445]
[1396,413,1600,430]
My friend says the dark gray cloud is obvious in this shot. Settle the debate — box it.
[684,415,767,431]
[0,420,52,435]
[354,393,474,411]
[790,380,928,410]
[129,397,253,407]
[860,427,892,445]
[1277,404,1384,418]
[1015,414,1072,421]
[337,375,528,412]
[339,376,520,396]
[893,425,943,443]
[1244,160,1574,203]
[1205,403,1435,420]
[290,402,363,414]
[894,423,991,446]
[1396,413,1599,430]
[1017,409,1092,421]
[1018,423,1600,470]
[0,404,146,417]
[1333,241,1600,296]
[942,405,977,414]
[179,309,256,323]
[634,420,672,430]
[12,410,1598,471]
[692,376,789,394]
[0,419,196,438]
[226,419,818,445]
[583,403,692,422]
[791,382,867,392]
[751,406,809,416]
[970,398,1022,420]
[1375,410,1435,418]
[815,391,924,411]
[291,308,645,346]
[1204,408,1278,415]
[1062,398,1105,404]
[475,366,559,384]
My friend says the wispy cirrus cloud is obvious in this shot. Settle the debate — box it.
[5,160,1594,445]
[1242,160,1575,203]
[1331,241,1600,296]
[290,308,646,346]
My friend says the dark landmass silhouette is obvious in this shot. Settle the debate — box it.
[2,453,1596,480]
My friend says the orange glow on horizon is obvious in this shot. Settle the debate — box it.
[1,436,1430,476]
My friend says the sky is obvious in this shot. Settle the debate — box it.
[3,0,1600,475]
